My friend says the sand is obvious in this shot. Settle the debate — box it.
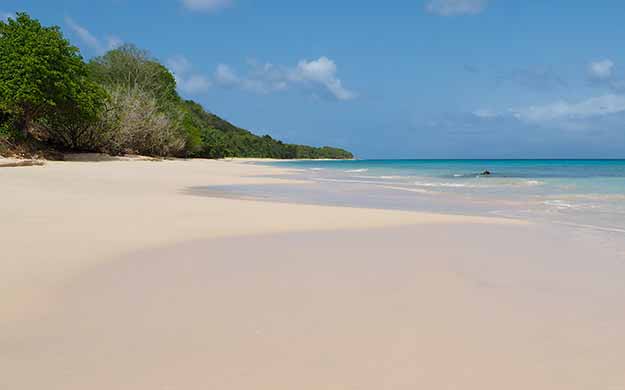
[1,159,624,389]
[0,156,45,167]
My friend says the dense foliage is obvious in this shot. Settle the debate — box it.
[181,100,353,159]
[0,13,353,159]
[0,13,106,141]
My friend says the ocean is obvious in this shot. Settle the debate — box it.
[245,159,625,237]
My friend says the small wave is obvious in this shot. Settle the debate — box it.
[559,193,625,202]
[379,185,433,194]
[352,175,404,180]
[316,178,401,185]
[524,180,544,186]
[543,199,600,211]
[315,178,415,188]
[556,221,625,234]
[543,200,575,209]
[345,168,369,173]
[309,168,325,171]
[414,181,470,188]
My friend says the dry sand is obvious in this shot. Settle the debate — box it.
[1,159,624,389]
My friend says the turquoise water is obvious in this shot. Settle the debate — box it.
[257,159,625,234]
[272,159,625,190]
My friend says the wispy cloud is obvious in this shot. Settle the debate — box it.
[65,17,100,51]
[463,64,481,73]
[1,11,14,21]
[588,59,614,81]
[472,108,497,118]
[167,55,211,94]
[214,64,241,85]
[496,66,567,91]
[214,63,288,94]
[215,57,356,101]
[181,0,232,12]
[65,17,122,54]
[416,107,625,158]
[585,59,625,94]
[610,80,625,93]
[106,36,123,51]
[511,94,625,122]
[474,94,625,124]
[425,0,488,16]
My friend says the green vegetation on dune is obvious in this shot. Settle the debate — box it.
[0,13,353,160]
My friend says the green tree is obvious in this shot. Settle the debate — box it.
[88,44,179,108]
[0,12,103,137]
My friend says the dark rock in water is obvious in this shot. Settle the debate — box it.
[480,170,491,176]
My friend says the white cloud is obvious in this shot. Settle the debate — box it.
[214,64,240,85]
[215,57,355,101]
[178,74,212,94]
[588,59,614,81]
[65,17,101,52]
[511,94,625,122]
[182,0,232,12]
[106,36,123,51]
[215,62,288,94]
[425,0,488,16]
[168,55,192,75]
[292,57,355,100]
[472,108,498,118]
[167,55,211,94]
[1,12,14,21]
[65,17,122,55]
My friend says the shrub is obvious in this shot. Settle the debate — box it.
[101,86,185,157]
[88,44,179,108]
[35,82,108,152]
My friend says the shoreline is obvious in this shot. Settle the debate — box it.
[2,158,624,389]
[0,153,355,165]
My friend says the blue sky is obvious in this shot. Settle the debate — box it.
[4,0,625,158]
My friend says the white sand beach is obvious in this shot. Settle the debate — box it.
[1,159,624,389]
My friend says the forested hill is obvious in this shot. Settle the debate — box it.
[182,100,353,159]
[0,13,353,160]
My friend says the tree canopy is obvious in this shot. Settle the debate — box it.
[180,100,353,159]
[88,44,179,107]
[0,13,105,137]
